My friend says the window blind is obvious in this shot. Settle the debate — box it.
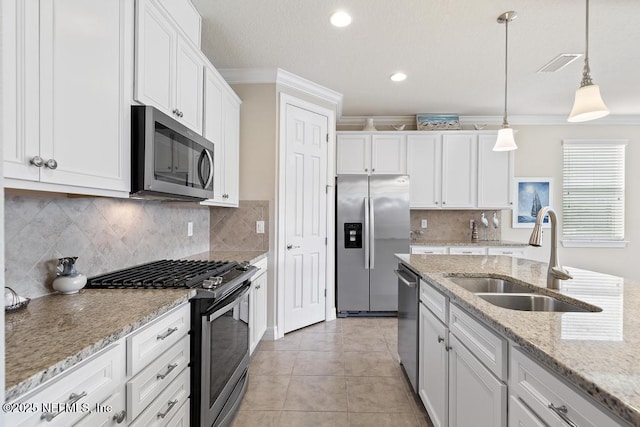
[562,140,626,242]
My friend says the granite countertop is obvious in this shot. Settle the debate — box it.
[397,254,640,426]
[5,288,195,402]
[183,250,268,264]
[410,240,529,247]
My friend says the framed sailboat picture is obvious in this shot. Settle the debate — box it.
[512,178,553,228]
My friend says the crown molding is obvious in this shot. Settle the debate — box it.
[219,67,344,117]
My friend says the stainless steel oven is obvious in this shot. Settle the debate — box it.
[131,105,214,201]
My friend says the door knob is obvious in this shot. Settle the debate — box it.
[286,244,300,250]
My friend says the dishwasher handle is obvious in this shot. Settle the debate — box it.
[394,269,418,288]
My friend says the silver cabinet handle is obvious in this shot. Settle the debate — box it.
[156,327,178,341]
[30,156,44,167]
[437,336,445,343]
[157,399,179,419]
[445,345,452,352]
[157,363,178,380]
[44,159,58,169]
[286,244,300,250]
[548,404,578,427]
[41,391,87,421]
[112,410,126,424]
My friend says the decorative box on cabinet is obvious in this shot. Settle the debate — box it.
[3,0,132,198]
[336,133,407,175]
[135,0,204,134]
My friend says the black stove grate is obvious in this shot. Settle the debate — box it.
[86,259,238,289]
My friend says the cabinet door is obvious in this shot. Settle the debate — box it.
[250,270,268,354]
[371,134,406,174]
[441,134,477,208]
[419,303,448,427]
[38,0,131,192]
[203,67,225,204]
[135,0,175,114]
[222,95,240,206]
[508,395,546,427]
[477,135,513,208]
[336,134,370,174]
[175,36,203,133]
[407,135,441,208]
[448,335,506,427]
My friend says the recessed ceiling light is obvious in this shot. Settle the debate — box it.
[330,11,352,27]
[390,72,407,82]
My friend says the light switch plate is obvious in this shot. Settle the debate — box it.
[187,221,193,237]
[421,219,428,228]
[256,220,265,234]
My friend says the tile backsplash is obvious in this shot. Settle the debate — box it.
[5,192,210,299]
[209,200,269,251]
[410,209,503,243]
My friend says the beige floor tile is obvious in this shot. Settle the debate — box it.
[301,319,343,334]
[344,351,402,377]
[249,351,298,376]
[232,410,281,427]
[342,334,388,352]
[348,412,419,427]
[299,333,344,351]
[239,375,290,411]
[415,412,436,427]
[283,376,348,411]
[292,351,345,376]
[346,376,414,413]
[279,411,349,427]
[342,317,380,331]
[259,331,303,351]
[376,317,398,329]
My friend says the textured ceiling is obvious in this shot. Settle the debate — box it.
[191,0,640,118]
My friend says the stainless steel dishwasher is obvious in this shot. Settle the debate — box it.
[395,263,419,392]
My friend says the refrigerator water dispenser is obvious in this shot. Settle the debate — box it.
[344,223,363,248]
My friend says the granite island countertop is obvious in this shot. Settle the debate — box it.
[4,288,195,402]
[397,254,640,426]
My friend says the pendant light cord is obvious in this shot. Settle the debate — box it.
[581,0,593,86]
[502,15,509,127]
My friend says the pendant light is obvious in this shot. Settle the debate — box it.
[568,0,609,122]
[493,11,517,152]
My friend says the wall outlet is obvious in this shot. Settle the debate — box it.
[421,219,428,229]
[256,220,265,234]
[187,221,193,237]
[470,219,474,229]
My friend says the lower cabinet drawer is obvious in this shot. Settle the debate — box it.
[487,247,527,258]
[510,347,621,427]
[130,368,190,427]
[74,390,126,427]
[411,246,448,254]
[420,279,448,324]
[449,247,486,255]
[127,304,190,376]
[449,304,507,380]
[165,398,190,427]
[127,335,190,420]
[5,343,125,427]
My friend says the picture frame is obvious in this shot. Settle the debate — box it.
[512,177,553,228]
[416,114,461,130]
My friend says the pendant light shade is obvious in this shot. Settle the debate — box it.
[567,0,609,122]
[493,11,517,152]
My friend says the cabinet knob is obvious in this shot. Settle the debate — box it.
[442,201,446,205]
[178,110,183,118]
[112,410,126,424]
[435,201,439,205]
[372,168,375,172]
[437,336,445,343]
[364,168,368,172]
[172,108,179,116]
[44,159,58,170]
[30,156,44,167]
[445,345,452,352]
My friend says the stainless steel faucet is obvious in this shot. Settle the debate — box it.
[528,206,572,289]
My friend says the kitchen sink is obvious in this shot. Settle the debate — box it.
[447,276,534,293]
[475,293,595,312]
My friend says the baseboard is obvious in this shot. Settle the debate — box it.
[263,326,279,340]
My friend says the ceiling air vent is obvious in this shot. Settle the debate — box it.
[537,53,582,73]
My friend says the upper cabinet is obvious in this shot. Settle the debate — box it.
[336,133,407,175]
[201,67,241,207]
[134,0,203,134]
[2,0,132,198]
[441,134,477,208]
[477,134,514,209]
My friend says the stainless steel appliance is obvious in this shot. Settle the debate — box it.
[396,263,420,392]
[86,259,257,427]
[131,105,214,201]
[336,175,410,316]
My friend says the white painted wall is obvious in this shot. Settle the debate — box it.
[501,124,640,280]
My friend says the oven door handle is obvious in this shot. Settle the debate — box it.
[206,285,250,323]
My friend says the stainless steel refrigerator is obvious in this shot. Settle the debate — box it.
[336,175,410,316]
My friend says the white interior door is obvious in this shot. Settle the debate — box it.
[283,102,328,333]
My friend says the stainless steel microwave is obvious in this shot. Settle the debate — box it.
[131,106,214,201]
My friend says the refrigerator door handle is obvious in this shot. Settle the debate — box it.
[364,197,370,269]
[370,197,375,269]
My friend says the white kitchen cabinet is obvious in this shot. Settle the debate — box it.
[411,246,448,255]
[508,395,546,427]
[200,65,241,207]
[419,303,449,427]
[3,0,132,197]
[477,135,514,209]
[75,391,127,427]
[448,334,507,427]
[407,134,441,208]
[411,245,527,258]
[441,134,477,208]
[487,246,528,258]
[510,346,623,427]
[336,133,407,175]
[135,0,203,133]
[448,247,486,255]
[156,0,200,47]
[249,258,268,354]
